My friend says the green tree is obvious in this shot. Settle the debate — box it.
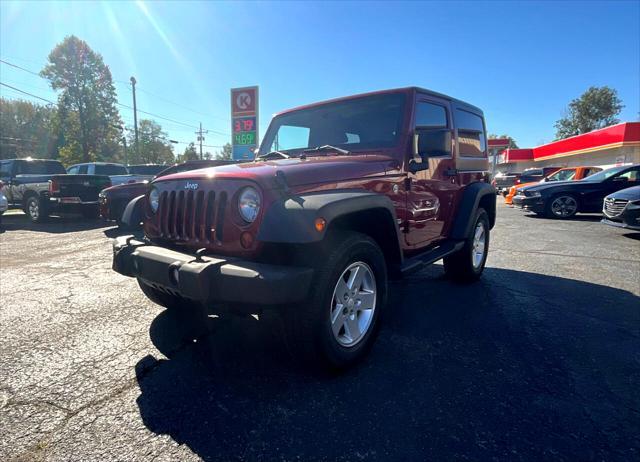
[41,35,123,162]
[216,143,232,160]
[488,134,519,149]
[0,98,58,159]
[127,119,175,164]
[554,86,624,140]
[180,142,199,162]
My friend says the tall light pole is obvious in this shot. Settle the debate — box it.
[130,76,140,161]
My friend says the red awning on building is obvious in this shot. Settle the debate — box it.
[532,122,640,161]
[500,122,639,164]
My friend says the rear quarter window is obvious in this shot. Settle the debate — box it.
[455,109,486,158]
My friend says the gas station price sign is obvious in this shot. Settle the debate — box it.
[231,86,259,160]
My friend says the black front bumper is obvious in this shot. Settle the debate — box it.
[601,207,640,231]
[512,195,545,213]
[112,236,313,305]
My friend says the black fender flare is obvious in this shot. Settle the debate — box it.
[120,194,145,230]
[450,182,496,240]
[257,190,401,246]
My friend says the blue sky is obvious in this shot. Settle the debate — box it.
[1,0,638,153]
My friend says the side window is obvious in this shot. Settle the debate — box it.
[67,166,78,174]
[615,168,639,182]
[0,160,12,177]
[415,102,447,128]
[271,125,310,151]
[78,165,88,174]
[456,109,486,158]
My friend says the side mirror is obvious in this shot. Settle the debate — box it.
[410,128,452,173]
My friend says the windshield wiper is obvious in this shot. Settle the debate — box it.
[256,150,291,160]
[303,144,351,155]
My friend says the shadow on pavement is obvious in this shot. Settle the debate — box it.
[523,213,603,222]
[0,212,108,234]
[134,266,640,460]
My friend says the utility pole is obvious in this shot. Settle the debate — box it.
[122,136,128,165]
[195,122,208,160]
[130,76,140,161]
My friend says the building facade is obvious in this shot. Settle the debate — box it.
[496,122,640,173]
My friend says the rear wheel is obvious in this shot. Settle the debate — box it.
[25,195,47,223]
[81,205,100,219]
[545,194,578,219]
[284,232,387,370]
[443,208,490,283]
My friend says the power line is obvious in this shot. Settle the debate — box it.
[0,82,56,105]
[0,58,230,136]
[0,58,42,77]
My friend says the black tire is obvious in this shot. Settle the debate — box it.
[284,232,388,371]
[545,194,579,219]
[81,205,100,219]
[24,195,48,223]
[443,208,490,283]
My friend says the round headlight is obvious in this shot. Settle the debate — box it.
[238,186,260,222]
[149,187,160,213]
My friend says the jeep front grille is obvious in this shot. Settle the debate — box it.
[158,189,228,243]
[603,198,628,217]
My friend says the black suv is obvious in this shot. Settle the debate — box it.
[512,164,640,218]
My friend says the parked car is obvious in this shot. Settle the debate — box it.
[0,180,8,224]
[112,87,497,370]
[505,166,602,205]
[601,185,640,231]
[512,164,640,218]
[0,158,111,222]
[126,164,167,177]
[67,162,155,186]
[99,160,239,225]
[492,171,521,196]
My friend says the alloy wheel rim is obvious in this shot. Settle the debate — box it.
[472,222,486,269]
[330,261,377,348]
[29,199,39,219]
[551,196,577,217]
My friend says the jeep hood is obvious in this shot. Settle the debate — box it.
[154,154,398,189]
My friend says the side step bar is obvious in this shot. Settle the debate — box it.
[399,240,465,275]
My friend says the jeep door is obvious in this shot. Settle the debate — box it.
[405,96,459,247]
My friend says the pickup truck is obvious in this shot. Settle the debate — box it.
[491,171,521,196]
[112,87,496,369]
[100,160,240,225]
[0,158,111,222]
[67,162,162,186]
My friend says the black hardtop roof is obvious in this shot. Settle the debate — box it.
[276,86,483,117]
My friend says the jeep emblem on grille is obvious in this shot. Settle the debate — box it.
[184,182,199,190]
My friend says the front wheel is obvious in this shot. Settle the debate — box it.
[443,208,490,283]
[284,232,388,371]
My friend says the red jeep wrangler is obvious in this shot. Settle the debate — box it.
[113,88,496,369]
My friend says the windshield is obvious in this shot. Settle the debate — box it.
[19,160,66,175]
[260,93,406,155]
[546,169,576,182]
[580,166,628,182]
[128,165,166,175]
[95,164,129,175]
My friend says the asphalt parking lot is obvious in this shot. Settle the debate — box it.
[1,203,639,461]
